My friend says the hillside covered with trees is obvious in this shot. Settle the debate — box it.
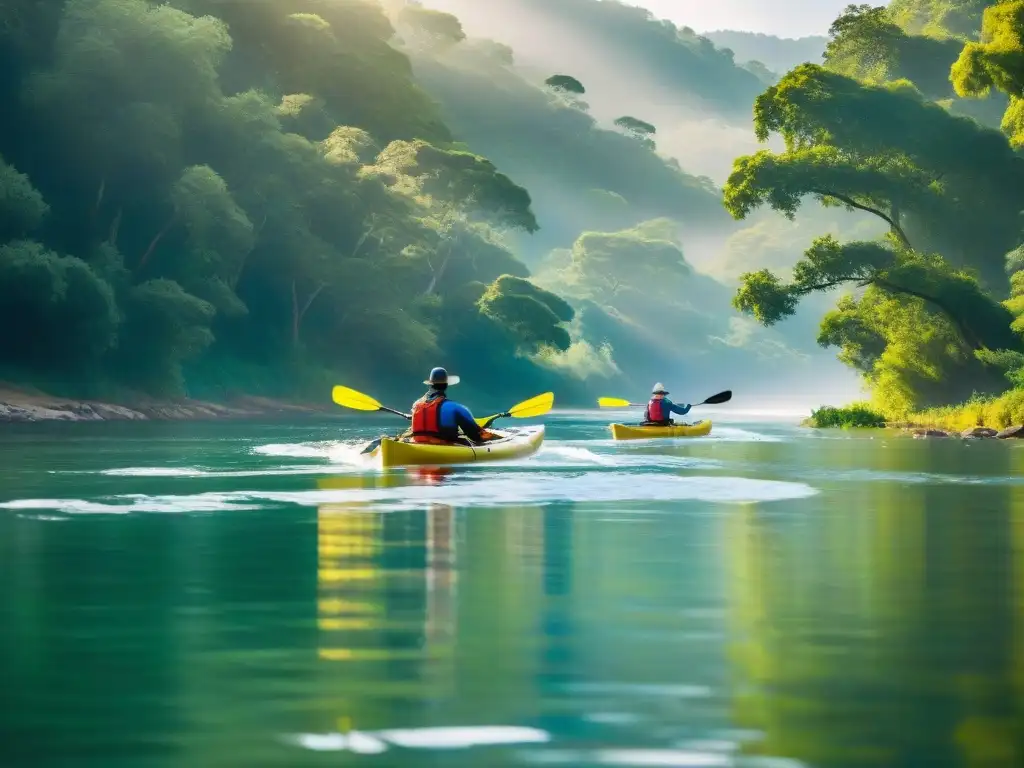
[0,0,861,408]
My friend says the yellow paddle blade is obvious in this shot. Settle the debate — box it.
[474,392,555,426]
[509,391,554,418]
[598,397,631,408]
[331,385,383,412]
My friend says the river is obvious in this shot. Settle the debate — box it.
[1,409,1022,767]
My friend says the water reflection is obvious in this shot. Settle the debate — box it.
[309,472,557,754]
[726,460,1024,768]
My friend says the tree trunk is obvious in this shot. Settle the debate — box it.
[424,251,451,296]
[108,207,122,247]
[291,280,328,346]
[137,214,176,273]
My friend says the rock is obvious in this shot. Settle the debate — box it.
[961,427,998,439]
[997,425,1024,439]
[912,429,949,439]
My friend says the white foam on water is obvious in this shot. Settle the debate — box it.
[98,465,348,478]
[381,726,551,749]
[251,440,384,468]
[0,472,819,515]
[705,426,783,443]
[101,467,203,477]
[565,682,713,698]
[535,445,616,466]
[287,725,550,753]
[252,442,327,458]
[486,443,723,472]
[247,472,816,508]
[0,494,260,515]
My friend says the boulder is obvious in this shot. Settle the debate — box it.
[913,429,949,439]
[997,425,1024,439]
[961,427,998,439]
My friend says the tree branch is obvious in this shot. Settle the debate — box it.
[793,271,980,348]
[809,188,912,248]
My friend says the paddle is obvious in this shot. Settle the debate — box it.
[330,386,410,455]
[598,390,732,409]
[331,385,410,420]
[475,391,555,428]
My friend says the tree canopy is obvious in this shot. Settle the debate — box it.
[726,46,1024,412]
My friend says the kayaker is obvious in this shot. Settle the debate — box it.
[643,383,691,425]
[410,367,486,445]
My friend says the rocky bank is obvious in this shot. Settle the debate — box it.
[0,386,328,423]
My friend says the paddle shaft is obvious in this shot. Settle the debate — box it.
[614,390,731,408]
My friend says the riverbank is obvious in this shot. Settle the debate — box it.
[905,390,1024,434]
[806,393,1024,439]
[0,386,330,423]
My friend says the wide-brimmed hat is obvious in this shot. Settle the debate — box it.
[424,367,460,386]
[652,382,669,394]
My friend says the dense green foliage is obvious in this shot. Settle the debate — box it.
[728,0,1024,416]
[807,403,888,427]
[0,0,587,402]
[11,0,1024,415]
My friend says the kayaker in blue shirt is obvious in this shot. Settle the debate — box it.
[643,383,691,425]
[409,367,485,444]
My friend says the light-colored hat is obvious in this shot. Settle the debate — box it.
[652,382,668,394]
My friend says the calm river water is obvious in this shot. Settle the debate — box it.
[1,409,1022,767]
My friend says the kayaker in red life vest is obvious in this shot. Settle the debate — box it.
[643,383,691,426]
[409,367,486,445]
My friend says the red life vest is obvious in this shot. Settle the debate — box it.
[645,396,668,424]
[411,394,455,443]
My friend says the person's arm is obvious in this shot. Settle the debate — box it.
[668,399,691,416]
[451,403,484,443]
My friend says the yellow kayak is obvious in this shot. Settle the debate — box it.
[610,420,713,440]
[368,426,545,468]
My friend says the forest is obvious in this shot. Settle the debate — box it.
[3,0,1024,417]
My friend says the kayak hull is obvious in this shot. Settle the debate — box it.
[610,420,712,440]
[371,426,545,467]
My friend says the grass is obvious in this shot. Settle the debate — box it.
[907,389,1024,432]
[806,402,887,429]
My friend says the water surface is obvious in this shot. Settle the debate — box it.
[2,410,1022,767]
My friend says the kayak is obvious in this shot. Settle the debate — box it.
[610,420,713,440]
[368,425,545,468]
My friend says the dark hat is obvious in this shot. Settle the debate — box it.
[424,367,460,386]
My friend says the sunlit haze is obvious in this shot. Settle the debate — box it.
[626,0,850,37]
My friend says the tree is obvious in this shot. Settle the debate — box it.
[823,4,1004,126]
[0,240,118,370]
[726,63,1024,288]
[395,5,466,49]
[888,0,989,37]
[951,1,1024,147]
[115,278,215,393]
[544,75,586,95]
[0,154,48,240]
[137,165,254,319]
[477,275,575,353]
[613,115,657,147]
